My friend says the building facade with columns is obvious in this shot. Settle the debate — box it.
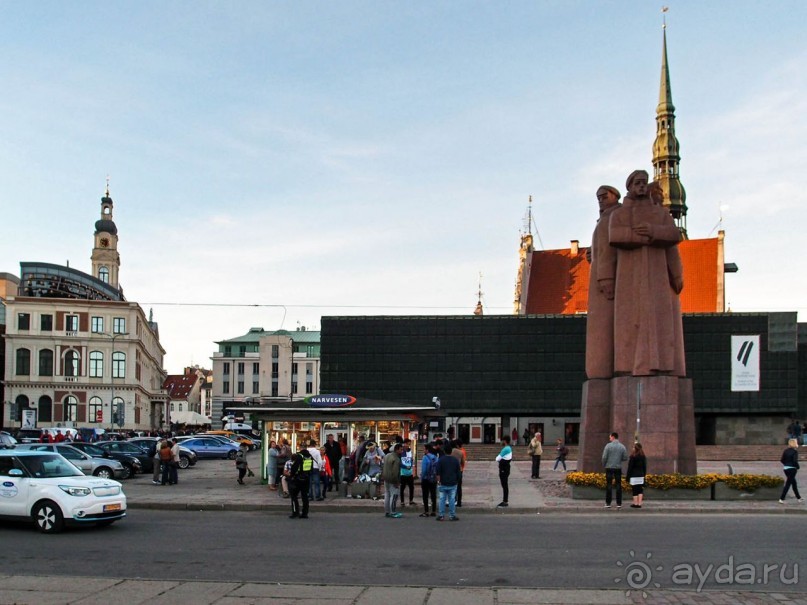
[1,189,168,434]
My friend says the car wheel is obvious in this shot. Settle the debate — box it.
[178,456,190,470]
[94,467,113,479]
[33,500,65,534]
[120,465,133,480]
[227,450,237,460]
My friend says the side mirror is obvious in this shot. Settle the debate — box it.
[8,469,24,477]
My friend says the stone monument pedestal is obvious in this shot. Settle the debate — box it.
[578,375,696,474]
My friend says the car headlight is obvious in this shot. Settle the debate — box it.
[59,485,92,497]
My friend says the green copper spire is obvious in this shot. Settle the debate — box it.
[652,23,688,238]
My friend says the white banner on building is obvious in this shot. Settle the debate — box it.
[731,335,760,392]
[22,409,37,429]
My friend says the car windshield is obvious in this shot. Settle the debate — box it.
[18,454,85,478]
[78,444,106,456]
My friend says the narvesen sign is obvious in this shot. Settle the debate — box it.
[305,395,357,408]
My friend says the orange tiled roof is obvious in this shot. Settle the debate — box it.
[524,237,721,315]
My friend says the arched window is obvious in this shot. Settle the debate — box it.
[89,351,104,378]
[88,396,103,424]
[63,350,80,377]
[38,349,54,376]
[112,351,126,379]
[170,402,175,411]
[38,395,53,423]
[14,395,29,421]
[98,266,109,283]
[15,348,30,375]
[112,397,124,427]
[64,396,78,423]
[178,403,184,412]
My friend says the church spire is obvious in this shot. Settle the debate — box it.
[652,16,688,238]
[474,272,484,316]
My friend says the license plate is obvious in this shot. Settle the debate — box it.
[104,503,121,512]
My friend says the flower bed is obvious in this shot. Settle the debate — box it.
[566,472,783,501]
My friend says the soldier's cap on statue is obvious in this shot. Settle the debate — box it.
[596,185,621,199]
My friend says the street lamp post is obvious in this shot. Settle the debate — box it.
[104,331,129,432]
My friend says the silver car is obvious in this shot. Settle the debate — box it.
[14,444,127,479]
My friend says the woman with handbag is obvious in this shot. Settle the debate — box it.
[626,443,647,509]
[779,439,804,504]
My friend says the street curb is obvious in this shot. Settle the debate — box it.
[127,501,807,515]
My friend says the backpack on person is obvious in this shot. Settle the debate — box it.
[422,454,438,483]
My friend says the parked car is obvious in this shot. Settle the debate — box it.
[94,441,157,473]
[203,431,259,450]
[0,450,126,533]
[126,438,198,469]
[67,442,142,479]
[179,436,240,459]
[0,431,17,449]
[13,444,127,480]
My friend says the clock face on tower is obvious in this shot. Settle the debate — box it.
[100,237,110,248]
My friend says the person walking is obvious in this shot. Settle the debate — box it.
[236,442,249,484]
[496,436,513,508]
[307,440,324,501]
[528,432,543,479]
[419,443,438,517]
[382,443,403,518]
[626,442,647,508]
[779,439,804,504]
[522,428,530,446]
[553,438,569,472]
[152,438,165,485]
[602,432,628,509]
[450,439,467,507]
[169,438,181,485]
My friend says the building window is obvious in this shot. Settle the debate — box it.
[237,381,245,394]
[88,397,103,423]
[272,362,279,379]
[38,349,54,376]
[17,313,30,330]
[112,352,126,378]
[292,381,298,394]
[16,348,31,375]
[38,395,53,423]
[91,316,104,333]
[271,383,278,397]
[224,346,231,356]
[306,363,313,377]
[272,345,279,359]
[64,396,78,423]
[252,380,259,394]
[89,351,104,377]
[41,314,53,331]
[112,397,124,425]
[305,381,313,394]
[99,266,109,283]
[113,317,126,334]
[223,362,230,375]
[66,315,79,333]
[64,350,80,377]
[252,362,259,374]
[239,345,246,356]
[292,363,298,377]
[14,395,29,422]
[237,362,245,375]
[178,403,184,412]
[170,403,175,412]
[223,381,230,394]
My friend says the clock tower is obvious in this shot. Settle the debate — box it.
[91,184,121,288]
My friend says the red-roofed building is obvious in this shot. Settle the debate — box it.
[164,367,208,426]
[517,232,728,315]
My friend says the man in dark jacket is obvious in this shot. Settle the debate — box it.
[436,444,461,521]
[324,434,343,489]
[288,444,313,519]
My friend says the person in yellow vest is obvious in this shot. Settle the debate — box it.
[288,443,313,519]
[528,432,543,479]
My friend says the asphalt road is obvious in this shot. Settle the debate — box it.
[1,511,805,593]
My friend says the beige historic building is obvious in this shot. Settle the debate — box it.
[211,327,320,425]
[1,188,168,433]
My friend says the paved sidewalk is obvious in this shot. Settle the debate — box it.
[122,458,807,515]
[0,575,804,605]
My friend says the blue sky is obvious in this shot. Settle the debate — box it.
[2,1,805,373]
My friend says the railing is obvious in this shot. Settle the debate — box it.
[65,331,78,336]
[63,376,79,382]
